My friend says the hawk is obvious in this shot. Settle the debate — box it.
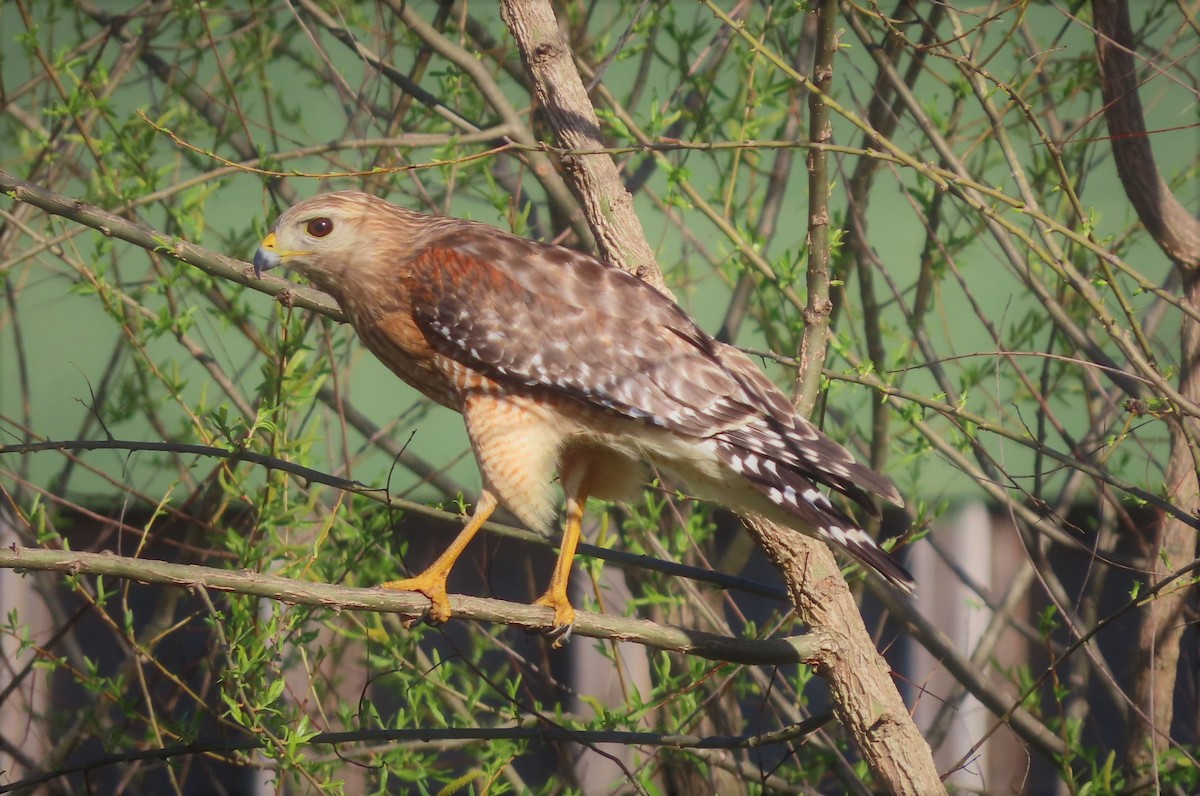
[253,191,912,640]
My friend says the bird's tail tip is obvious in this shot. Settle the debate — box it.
[829,527,915,595]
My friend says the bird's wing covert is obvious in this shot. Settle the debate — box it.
[406,230,791,438]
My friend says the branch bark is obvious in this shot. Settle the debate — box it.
[1093,1,1200,270]
[498,0,664,291]
[794,0,836,417]
[0,545,817,667]
[744,518,945,791]
[1093,0,1200,774]
[0,169,340,319]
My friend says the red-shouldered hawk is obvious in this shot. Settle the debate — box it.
[254,191,912,642]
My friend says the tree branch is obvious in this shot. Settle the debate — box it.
[0,168,340,319]
[794,1,836,418]
[0,437,790,601]
[1094,0,1200,773]
[498,0,663,289]
[0,715,833,795]
[0,545,818,667]
[1093,0,1200,270]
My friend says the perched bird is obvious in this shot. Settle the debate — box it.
[254,191,912,640]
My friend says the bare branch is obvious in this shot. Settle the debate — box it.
[498,0,662,287]
[1093,0,1200,269]
[0,545,818,667]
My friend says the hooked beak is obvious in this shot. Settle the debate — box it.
[253,231,281,278]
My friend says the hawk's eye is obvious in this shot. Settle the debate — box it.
[306,218,334,238]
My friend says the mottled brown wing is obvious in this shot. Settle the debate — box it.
[403,224,902,512]
[405,228,792,438]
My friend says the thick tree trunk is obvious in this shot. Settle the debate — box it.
[1093,0,1200,773]
[1130,276,1200,771]
[745,518,946,794]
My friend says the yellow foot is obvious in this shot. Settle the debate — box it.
[533,591,577,647]
[381,576,452,626]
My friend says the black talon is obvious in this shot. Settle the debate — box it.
[402,603,435,629]
[548,623,573,648]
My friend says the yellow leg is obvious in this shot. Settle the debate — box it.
[534,481,588,646]
[382,491,498,624]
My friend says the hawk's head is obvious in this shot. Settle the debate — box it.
[254,191,435,295]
